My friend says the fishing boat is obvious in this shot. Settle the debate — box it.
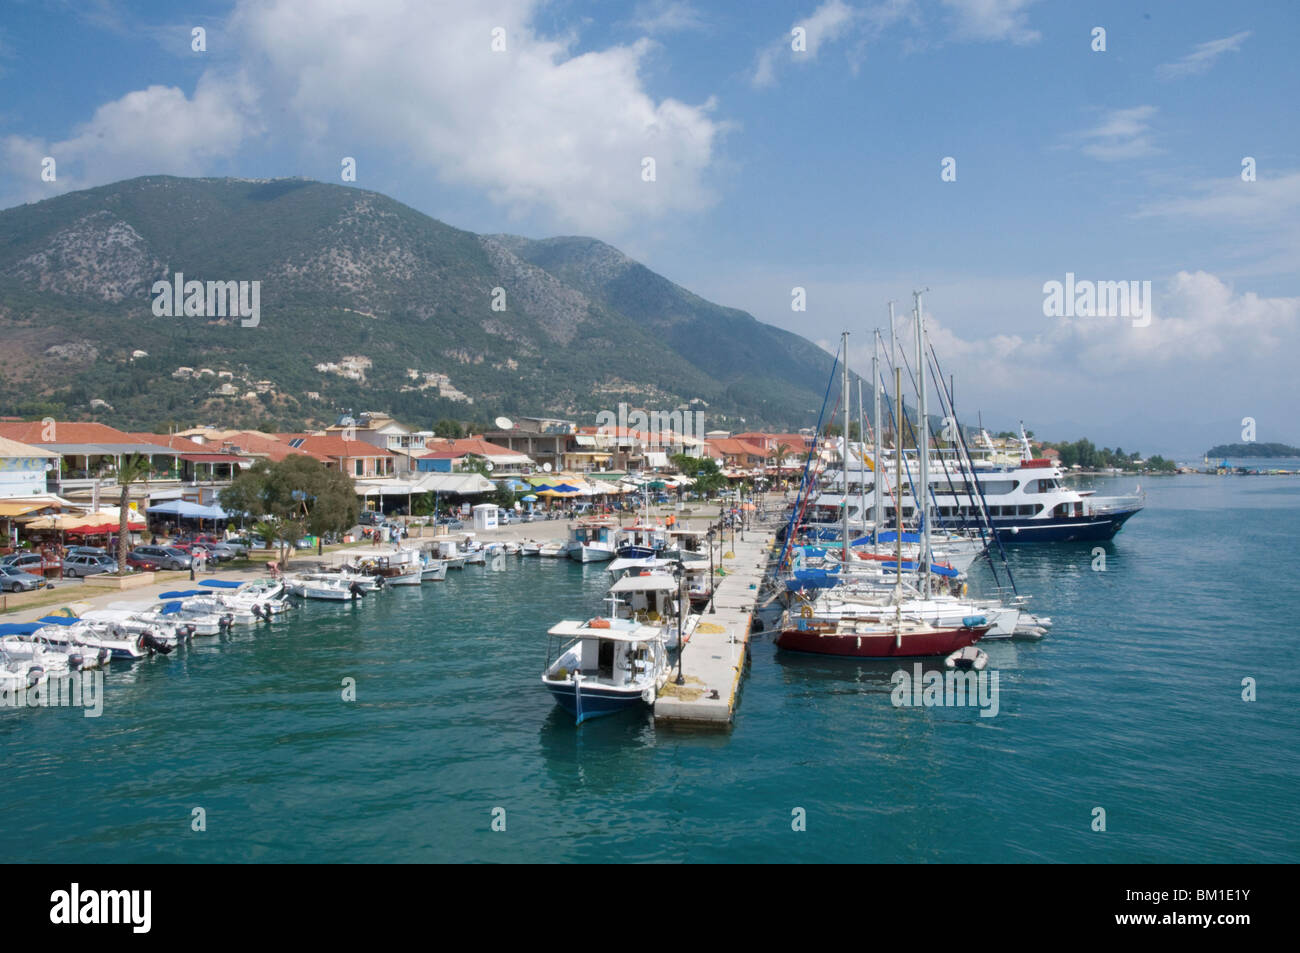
[538,540,567,558]
[541,618,668,724]
[616,523,666,559]
[567,520,619,562]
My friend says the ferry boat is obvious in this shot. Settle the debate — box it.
[800,433,1143,543]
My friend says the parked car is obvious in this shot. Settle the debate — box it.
[1,553,50,572]
[190,541,236,562]
[125,552,161,571]
[63,554,118,577]
[435,515,464,530]
[218,538,250,557]
[0,564,45,592]
[359,511,383,526]
[131,546,192,571]
[498,510,514,525]
[66,545,108,558]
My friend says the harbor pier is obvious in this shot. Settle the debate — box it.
[654,522,775,725]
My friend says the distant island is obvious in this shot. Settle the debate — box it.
[1205,442,1300,458]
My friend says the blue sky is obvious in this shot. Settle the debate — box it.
[2,0,1297,457]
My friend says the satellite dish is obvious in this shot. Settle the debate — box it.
[495,416,514,430]
[542,463,552,472]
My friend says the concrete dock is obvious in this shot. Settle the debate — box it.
[654,522,776,725]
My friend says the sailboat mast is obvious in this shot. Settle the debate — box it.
[841,330,851,564]
[915,289,930,599]
[857,376,866,545]
[873,330,883,534]
[894,365,904,647]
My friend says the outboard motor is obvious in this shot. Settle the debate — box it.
[26,665,44,688]
[141,630,173,655]
[251,603,265,621]
[98,647,112,666]
[219,613,234,630]
[349,581,365,600]
[67,653,85,672]
[181,624,197,641]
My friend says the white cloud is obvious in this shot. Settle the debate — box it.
[1072,105,1160,161]
[941,0,1040,45]
[1,0,726,235]
[229,0,723,234]
[1157,30,1251,80]
[752,0,861,88]
[0,73,258,206]
[630,1,705,34]
[1136,170,1300,225]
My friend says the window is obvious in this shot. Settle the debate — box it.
[355,459,364,476]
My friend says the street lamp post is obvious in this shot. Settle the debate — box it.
[674,562,686,685]
[707,526,716,613]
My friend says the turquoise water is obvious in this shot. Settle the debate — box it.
[3,475,1297,863]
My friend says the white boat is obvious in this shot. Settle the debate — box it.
[521,540,542,556]
[80,608,193,649]
[541,618,668,724]
[35,619,150,660]
[605,570,701,651]
[538,541,567,558]
[420,556,448,581]
[945,646,988,671]
[298,575,366,601]
[567,520,619,562]
[1,650,49,693]
[1,636,75,676]
[125,597,227,635]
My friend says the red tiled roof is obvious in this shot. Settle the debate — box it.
[419,437,521,459]
[706,438,769,458]
[279,434,393,458]
[0,421,137,445]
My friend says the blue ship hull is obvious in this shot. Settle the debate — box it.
[616,545,657,559]
[782,508,1141,545]
[546,681,647,724]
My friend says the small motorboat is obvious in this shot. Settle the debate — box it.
[945,646,988,671]
[541,618,667,724]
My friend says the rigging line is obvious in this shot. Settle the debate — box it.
[927,338,1018,595]
[779,341,841,571]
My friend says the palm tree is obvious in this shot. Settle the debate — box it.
[114,454,151,572]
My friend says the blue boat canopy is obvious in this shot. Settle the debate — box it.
[0,622,42,635]
[199,579,243,589]
[160,602,183,615]
[37,615,79,626]
[879,560,959,578]
[876,531,921,543]
[159,589,206,599]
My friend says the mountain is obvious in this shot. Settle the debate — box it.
[0,175,840,433]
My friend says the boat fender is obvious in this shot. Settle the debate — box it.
[962,615,986,628]
[960,583,968,597]
[589,618,611,629]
